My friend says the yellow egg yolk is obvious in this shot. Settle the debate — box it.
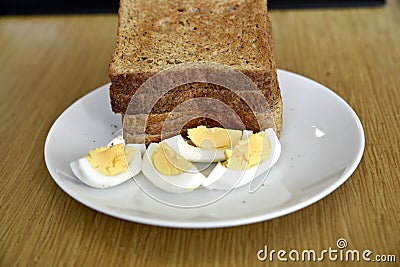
[187,126,242,149]
[152,143,194,176]
[86,144,135,176]
[224,132,271,170]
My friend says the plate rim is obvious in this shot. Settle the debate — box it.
[44,69,365,228]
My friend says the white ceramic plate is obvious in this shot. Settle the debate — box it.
[44,69,364,228]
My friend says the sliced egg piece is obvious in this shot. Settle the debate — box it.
[108,135,146,155]
[162,126,243,163]
[141,142,207,193]
[162,135,225,163]
[188,126,243,149]
[70,143,144,188]
[205,128,281,190]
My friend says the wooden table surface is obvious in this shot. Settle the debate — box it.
[1,0,399,266]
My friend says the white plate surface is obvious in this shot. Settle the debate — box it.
[44,69,365,228]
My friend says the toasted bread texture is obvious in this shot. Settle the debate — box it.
[109,0,282,143]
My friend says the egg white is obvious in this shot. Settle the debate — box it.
[205,128,281,190]
[70,144,145,188]
[141,143,207,193]
[108,135,146,155]
[107,134,125,146]
[162,130,249,163]
[162,135,224,162]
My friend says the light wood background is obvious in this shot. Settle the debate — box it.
[1,0,399,266]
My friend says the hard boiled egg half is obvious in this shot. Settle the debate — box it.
[70,137,145,188]
[141,142,207,193]
[162,126,243,163]
[204,128,281,190]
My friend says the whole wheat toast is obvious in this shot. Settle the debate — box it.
[109,0,282,144]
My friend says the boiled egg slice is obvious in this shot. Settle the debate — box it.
[163,126,243,162]
[108,135,146,155]
[108,134,125,146]
[205,128,281,190]
[70,143,144,188]
[141,142,207,193]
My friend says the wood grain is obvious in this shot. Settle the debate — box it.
[1,0,399,266]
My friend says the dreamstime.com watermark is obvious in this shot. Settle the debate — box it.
[257,238,397,263]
